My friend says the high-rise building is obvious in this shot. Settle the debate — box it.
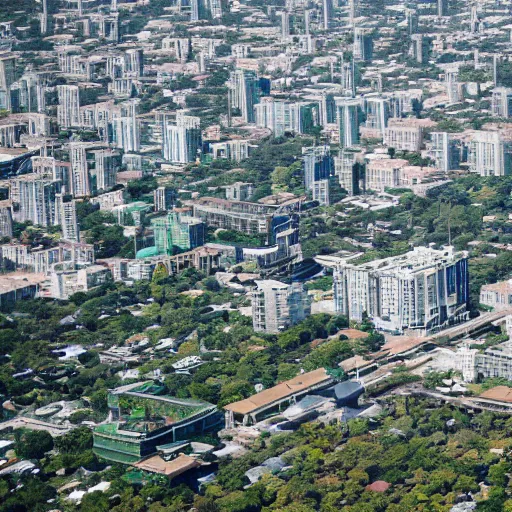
[437,0,448,17]
[112,99,140,152]
[0,55,16,110]
[10,174,61,227]
[151,212,205,256]
[405,9,418,35]
[336,98,362,148]
[333,246,469,334]
[410,34,425,64]
[364,96,389,136]
[468,131,512,177]
[59,199,80,242]
[163,112,202,163]
[68,144,121,197]
[334,149,362,196]
[322,0,334,30]
[0,201,13,238]
[252,280,311,333]
[429,132,460,172]
[57,85,81,128]
[445,69,461,104]
[491,87,512,118]
[255,98,320,137]
[153,186,176,212]
[161,38,190,63]
[123,49,144,78]
[353,27,373,62]
[303,146,334,205]
[229,69,259,123]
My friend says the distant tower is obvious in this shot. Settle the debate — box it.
[78,0,83,16]
[437,0,448,17]
[348,0,357,22]
[470,5,480,33]
[353,27,373,61]
[405,9,418,35]
[322,0,334,30]
[111,0,118,11]
[41,0,48,34]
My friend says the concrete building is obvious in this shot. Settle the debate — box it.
[50,264,111,299]
[480,280,512,311]
[153,186,176,212]
[337,98,362,148]
[255,98,320,137]
[384,124,423,152]
[468,131,512,177]
[10,174,61,227]
[0,241,94,274]
[57,85,81,128]
[456,342,512,383]
[0,55,16,111]
[161,37,190,63]
[364,96,389,137]
[302,145,333,205]
[229,69,259,123]
[163,112,201,163]
[333,246,469,334]
[210,140,252,161]
[252,279,311,333]
[112,99,140,153]
[60,199,80,242]
[334,149,362,196]
[429,132,460,172]
[491,87,512,118]
[224,182,254,202]
[353,28,373,61]
[0,200,13,238]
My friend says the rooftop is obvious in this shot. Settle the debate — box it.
[224,368,333,415]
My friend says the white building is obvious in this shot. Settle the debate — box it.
[252,280,311,333]
[333,246,470,335]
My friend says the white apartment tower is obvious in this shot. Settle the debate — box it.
[468,131,512,177]
[60,199,80,242]
[163,112,202,163]
[57,85,81,128]
[252,280,311,334]
[333,246,469,335]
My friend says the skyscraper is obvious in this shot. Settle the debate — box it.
[10,174,61,227]
[57,85,81,128]
[303,146,333,206]
[60,199,80,242]
[437,0,448,17]
[112,99,140,153]
[229,69,260,123]
[322,0,334,30]
[336,98,362,148]
[0,55,16,110]
[353,27,373,62]
[364,96,389,136]
[163,112,202,163]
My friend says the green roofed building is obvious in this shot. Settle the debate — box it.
[93,382,222,464]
